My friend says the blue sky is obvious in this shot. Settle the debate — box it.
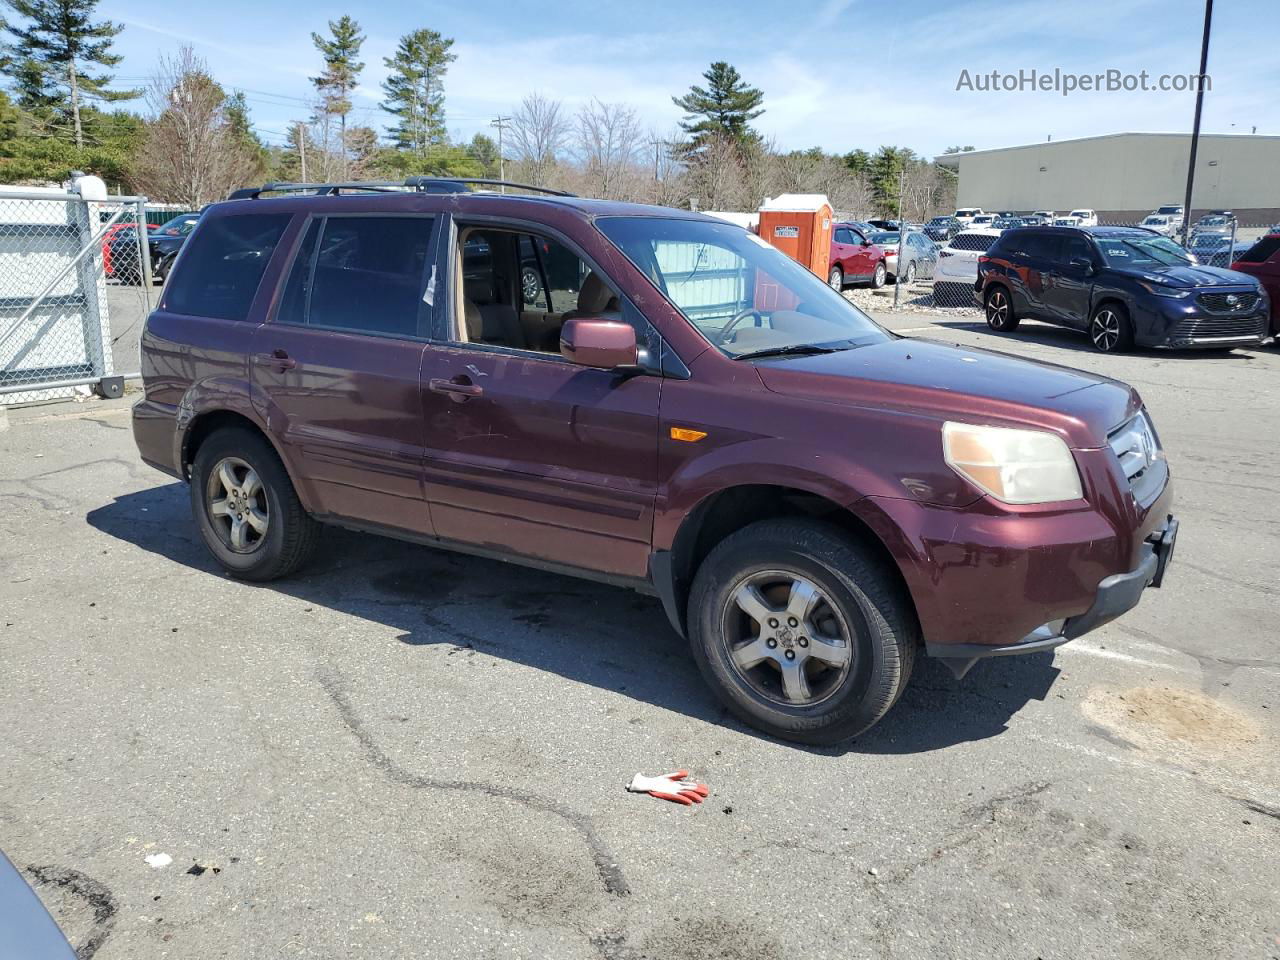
[97,0,1278,158]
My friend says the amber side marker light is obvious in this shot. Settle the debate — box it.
[670,427,708,443]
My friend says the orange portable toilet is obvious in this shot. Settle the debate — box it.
[757,194,834,277]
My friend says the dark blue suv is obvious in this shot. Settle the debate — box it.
[975,225,1270,352]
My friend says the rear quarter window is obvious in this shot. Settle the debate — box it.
[1237,235,1280,264]
[163,214,291,320]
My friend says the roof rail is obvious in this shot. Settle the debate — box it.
[226,177,574,201]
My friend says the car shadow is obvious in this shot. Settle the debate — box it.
[86,483,1061,756]
[926,318,1256,360]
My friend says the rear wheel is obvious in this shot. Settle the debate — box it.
[904,261,917,284]
[984,285,1020,331]
[870,261,887,288]
[190,427,320,581]
[688,519,917,745]
[1089,302,1134,353]
[828,265,844,291]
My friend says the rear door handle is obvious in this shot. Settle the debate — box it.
[253,350,296,371]
[429,377,483,401]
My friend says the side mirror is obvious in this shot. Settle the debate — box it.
[560,318,638,369]
[1069,256,1095,274]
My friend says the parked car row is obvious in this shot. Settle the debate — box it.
[828,223,940,290]
[99,213,202,284]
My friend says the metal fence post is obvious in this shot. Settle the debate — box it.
[136,197,154,312]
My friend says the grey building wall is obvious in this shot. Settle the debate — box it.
[936,133,1280,223]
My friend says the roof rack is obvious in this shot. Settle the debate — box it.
[226,177,574,201]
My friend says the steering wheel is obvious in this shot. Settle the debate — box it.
[714,307,764,345]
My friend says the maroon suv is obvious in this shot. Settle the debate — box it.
[132,178,1177,744]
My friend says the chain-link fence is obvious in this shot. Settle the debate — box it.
[0,185,153,405]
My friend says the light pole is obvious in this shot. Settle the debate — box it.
[1180,0,1214,248]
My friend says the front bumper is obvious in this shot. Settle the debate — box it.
[926,515,1178,677]
[1137,296,1269,349]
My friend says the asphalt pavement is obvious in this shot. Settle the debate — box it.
[1,310,1278,960]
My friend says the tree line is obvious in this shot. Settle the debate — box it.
[0,0,965,219]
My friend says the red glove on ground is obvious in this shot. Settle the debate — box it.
[626,770,710,805]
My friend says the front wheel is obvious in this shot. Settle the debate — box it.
[688,519,917,745]
[870,261,887,288]
[190,427,320,581]
[904,261,917,284]
[1089,303,1134,353]
[828,265,844,291]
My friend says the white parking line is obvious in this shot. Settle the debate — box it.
[1059,639,1186,671]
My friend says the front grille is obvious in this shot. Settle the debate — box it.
[1197,292,1260,314]
[1108,412,1166,505]
[1171,314,1266,340]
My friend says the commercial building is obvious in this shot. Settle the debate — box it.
[935,132,1280,224]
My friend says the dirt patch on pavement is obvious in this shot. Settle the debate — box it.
[1083,686,1260,754]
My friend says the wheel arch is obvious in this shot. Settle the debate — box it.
[179,407,317,514]
[651,483,916,639]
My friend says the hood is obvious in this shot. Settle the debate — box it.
[1122,263,1257,288]
[754,338,1139,447]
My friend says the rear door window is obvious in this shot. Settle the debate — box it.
[274,216,436,338]
[163,213,291,320]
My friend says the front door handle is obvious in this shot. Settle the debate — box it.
[429,376,483,401]
[253,350,296,371]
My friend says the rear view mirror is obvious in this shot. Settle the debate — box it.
[560,318,638,369]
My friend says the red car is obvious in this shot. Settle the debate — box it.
[132,178,1177,744]
[828,223,889,290]
[1231,231,1280,339]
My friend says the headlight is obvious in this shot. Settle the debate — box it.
[942,422,1083,504]
[1138,280,1192,298]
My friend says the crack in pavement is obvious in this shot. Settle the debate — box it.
[317,665,630,897]
[26,864,117,959]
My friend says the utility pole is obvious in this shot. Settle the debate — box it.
[297,122,309,182]
[490,116,512,191]
[893,164,906,309]
[1181,0,1214,247]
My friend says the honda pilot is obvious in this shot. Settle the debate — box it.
[132,178,1178,744]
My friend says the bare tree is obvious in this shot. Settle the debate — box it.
[132,47,261,204]
[573,98,644,199]
[508,92,570,186]
[685,133,745,210]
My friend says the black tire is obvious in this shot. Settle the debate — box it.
[984,285,1020,331]
[190,426,320,581]
[1089,302,1134,353]
[870,261,887,288]
[687,518,917,745]
[904,261,917,284]
[828,265,844,291]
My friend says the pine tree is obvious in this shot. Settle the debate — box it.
[1,0,138,148]
[310,15,364,179]
[224,91,268,181]
[380,28,455,157]
[672,61,763,155]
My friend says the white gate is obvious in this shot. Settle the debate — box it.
[0,178,153,405]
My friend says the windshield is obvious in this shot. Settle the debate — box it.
[596,216,891,359]
[1095,234,1192,267]
[1157,207,1181,215]
[1142,217,1166,225]
[927,217,951,226]
[1198,216,1230,226]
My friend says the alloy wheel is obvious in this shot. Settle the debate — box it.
[986,290,1008,328]
[206,456,269,553]
[828,267,842,290]
[905,262,916,284]
[1091,310,1121,351]
[721,570,854,706]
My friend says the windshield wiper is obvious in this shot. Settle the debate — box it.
[733,343,842,361]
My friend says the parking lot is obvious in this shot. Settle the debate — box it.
[2,309,1278,960]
